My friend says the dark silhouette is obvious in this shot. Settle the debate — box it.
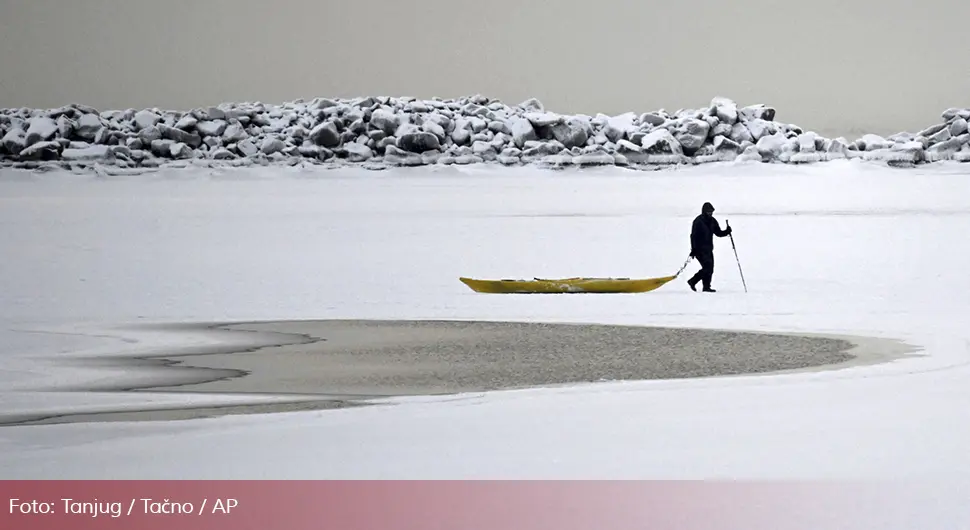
[687,202,732,292]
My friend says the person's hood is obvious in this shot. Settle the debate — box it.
[701,202,715,214]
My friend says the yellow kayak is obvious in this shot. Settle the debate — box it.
[458,274,678,294]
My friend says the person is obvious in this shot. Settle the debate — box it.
[687,202,732,292]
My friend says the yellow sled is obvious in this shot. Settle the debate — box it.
[458,274,678,294]
[459,256,694,294]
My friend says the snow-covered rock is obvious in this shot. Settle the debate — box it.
[735,145,763,163]
[669,118,711,155]
[711,97,739,125]
[159,124,202,148]
[133,110,160,131]
[548,118,589,149]
[573,150,615,166]
[603,113,637,143]
[860,134,891,151]
[61,145,111,160]
[640,129,682,155]
[383,145,424,166]
[924,133,969,161]
[370,108,400,136]
[18,140,61,160]
[941,108,970,122]
[26,117,58,146]
[2,95,969,171]
[342,143,373,162]
[740,104,776,122]
[397,131,441,153]
[260,136,286,155]
[74,114,104,142]
[956,147,970,163]
[713,135,742,154]
[196,119,228,137]
[309,121,340,148]
[948,118,968,137]
[797,132,818,153]
[2,127,27,155]
[756,133,790,161]
[209,147,236,160]
[508,117,537,148]
[236,139,259,157]
[744,119,774,142]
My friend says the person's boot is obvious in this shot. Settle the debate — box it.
[702,285,716,292]
[687,278,698,291]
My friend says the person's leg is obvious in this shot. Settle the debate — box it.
[687,251,712,291]
[699,251,715,291]
[687,258,704,290]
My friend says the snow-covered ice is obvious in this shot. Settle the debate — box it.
[0,160,969,484]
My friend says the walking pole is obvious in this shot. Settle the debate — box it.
[726,220,748,293]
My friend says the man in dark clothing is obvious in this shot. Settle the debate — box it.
[687,202,732,292]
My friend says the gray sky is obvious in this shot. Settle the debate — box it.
[2,0,969,137]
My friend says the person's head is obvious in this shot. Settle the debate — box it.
[701,202,715,217]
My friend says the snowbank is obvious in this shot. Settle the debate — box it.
[2,96,969,172]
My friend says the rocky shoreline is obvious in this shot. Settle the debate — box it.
[3,95,969,173]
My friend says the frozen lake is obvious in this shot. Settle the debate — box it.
[1,160,969,486]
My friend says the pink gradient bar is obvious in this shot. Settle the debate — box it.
[1,480,967,530]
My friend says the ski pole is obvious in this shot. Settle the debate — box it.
[726,220,747,293]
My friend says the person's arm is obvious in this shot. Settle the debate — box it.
[689,218,701,255]
[712,218,732,237]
